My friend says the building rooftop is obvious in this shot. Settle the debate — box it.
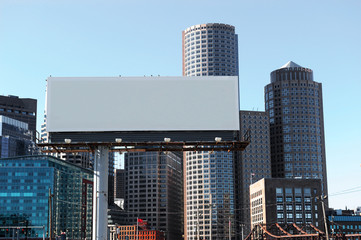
[279,61,303,69]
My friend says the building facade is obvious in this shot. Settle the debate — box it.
[182,23,239,240]
[182,23,238,77]
[327,213,361,236]
[115,169,125,199]
[0,155,93,240]
[124,152,183,240]
[249,178,323,230]
[237,111,271,234]
[265,61,328,195]
[116,225,165,240]
[0,95,37,141]
[0,116,36,158]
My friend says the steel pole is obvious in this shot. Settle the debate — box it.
[321,196,329,240]
[92,146,109,240]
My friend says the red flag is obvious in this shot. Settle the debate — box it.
[137,219,148,230]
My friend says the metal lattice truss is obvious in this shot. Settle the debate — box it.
[37,140,250,154]
[245,223,361,240]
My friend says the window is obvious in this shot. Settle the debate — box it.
[285,188,292,195]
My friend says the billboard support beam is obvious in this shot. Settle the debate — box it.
[92,146,109,240]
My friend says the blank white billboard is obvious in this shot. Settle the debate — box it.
[46,76,240,132]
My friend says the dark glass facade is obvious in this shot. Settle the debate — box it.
[0,116,36,158]
[0,95,37,141]
[265,62,328,196]
[124,152,183,240]
[0,156,93,240]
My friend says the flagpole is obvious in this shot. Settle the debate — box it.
[136,218,139,240]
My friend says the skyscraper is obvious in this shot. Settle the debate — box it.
[182,23,238,77]
[264,61,328,195]
[237,111,272,234]
[182,23,238,240]
[124,152,183,240]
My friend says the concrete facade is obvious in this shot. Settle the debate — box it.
[237,111,272,234]
[182,23,239,240]
[250,178,323,230]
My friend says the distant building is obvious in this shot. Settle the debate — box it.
[0,116,36,157]
[116,225,165,240]
[0,95,37,141]
[250,178,323,230]
[182,23,239,240]
[236,111,272,234]
[356,207,361,216]
[0,155,93,240]
[327,209,361,235]
[265,61,328,195]
[41,114,115,206]
[114,169,125,208]
[125,152,182,240]
[182,23,238,76]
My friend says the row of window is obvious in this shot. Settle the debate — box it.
[0,108,35,115]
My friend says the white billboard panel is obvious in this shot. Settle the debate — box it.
[46,76,240,132]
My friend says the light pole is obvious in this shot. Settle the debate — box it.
[240,224,245,240]
[317,195,329,240]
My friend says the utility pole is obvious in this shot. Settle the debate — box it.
[228,216,231,240]
[317,195,329,240]
[49,188,54,240]
[209,195,214,240]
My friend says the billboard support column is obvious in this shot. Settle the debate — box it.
[92,146,109,240]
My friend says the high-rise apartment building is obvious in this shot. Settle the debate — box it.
[182,23,238,240]
[0,95,37,141]
[124,152,183,240]
[265,61,328,195]
[236,111,271,234]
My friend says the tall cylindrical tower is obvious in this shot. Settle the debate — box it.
[265,61,328,195]
[182,23,238,77]
[182,23,238,240]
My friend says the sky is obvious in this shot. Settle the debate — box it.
[0,0,360,210]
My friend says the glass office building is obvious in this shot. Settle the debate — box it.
[0,115,36,158]
[125,152,183,240]
[0,155,93,240]
[265,61,328,195]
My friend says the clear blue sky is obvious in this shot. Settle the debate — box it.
[1,0,360,210]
